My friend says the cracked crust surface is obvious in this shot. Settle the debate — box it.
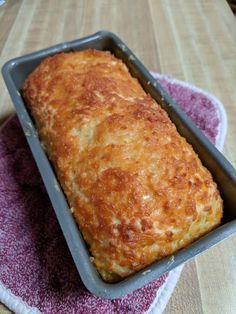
[22,50,223,282]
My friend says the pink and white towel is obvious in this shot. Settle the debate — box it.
[0,73,227,314]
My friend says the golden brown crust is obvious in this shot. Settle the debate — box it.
[22,49,223,282]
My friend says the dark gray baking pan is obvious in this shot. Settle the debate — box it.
[2,31,236,299]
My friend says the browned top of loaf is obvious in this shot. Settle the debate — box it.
[22,49,223,282]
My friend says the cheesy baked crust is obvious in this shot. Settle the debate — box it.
[22,49,223,282]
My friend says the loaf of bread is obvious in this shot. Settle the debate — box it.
[22,50,223,282]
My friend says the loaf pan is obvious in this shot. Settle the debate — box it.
[2,31,236,299]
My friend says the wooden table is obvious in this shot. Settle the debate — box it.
[0,1,236,313]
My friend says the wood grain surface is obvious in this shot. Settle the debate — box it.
[0,1,236,313]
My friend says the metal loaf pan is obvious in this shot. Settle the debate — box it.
[2,31,236,299]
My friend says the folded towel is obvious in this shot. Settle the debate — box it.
[0,73,227,314]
